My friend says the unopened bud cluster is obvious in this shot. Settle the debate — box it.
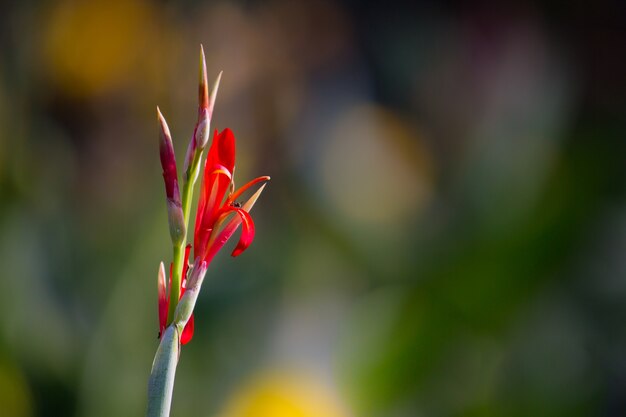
[157,45,222,247]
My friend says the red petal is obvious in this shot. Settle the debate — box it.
[194,164,232,257]
[230,208,255,257]
[208,128,236,174]
[181,314,194,345]
[225,176,271,207]
[204,207,255,262]
[195,129,235,255]
[158,263,168,336]
[181,244,192,287]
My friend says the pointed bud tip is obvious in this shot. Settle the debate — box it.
[214,72,223,93]
[157,107,172,143]
[199,46,209,109]
[199,46,207,80]
[208,71,223,114]
[158,262,166,289]
[156,106,166,125]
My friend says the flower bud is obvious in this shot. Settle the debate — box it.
[182,49,222,176]
[198,45,222,117]
[195,46,211,150]
[199,45,209,111]
[194,108,210,150]
[166,199,186,246]
[194,47,221,150]
[158,107,185,245]
[208,71,222,119]
[157,107,181,204]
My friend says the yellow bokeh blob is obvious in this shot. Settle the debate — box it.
[218,370,351,417]
[0,359,33,417]
[42,0,156,96]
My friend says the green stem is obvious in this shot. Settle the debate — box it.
[167,150,204,323]
[182,151,203,228]
[146,326,179,417]
[167,244,184,323]
[147,263,207,417]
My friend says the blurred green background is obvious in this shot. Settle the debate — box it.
[0,0,624,416]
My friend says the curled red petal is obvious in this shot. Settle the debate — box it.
[204,207,255,260]
[181,314,194,345]
[230,208,255,257]
[203,184,266,264]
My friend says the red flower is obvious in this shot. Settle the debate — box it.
[194,128,270,265]
[158,245,195,344]
[157,128,268,346]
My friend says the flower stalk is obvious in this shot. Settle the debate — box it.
[146,325,179,417]
[147,45,269,417]
[165,46,221,323]
[147,260,208,417]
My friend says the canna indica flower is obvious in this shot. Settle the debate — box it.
[147,47,272,417]
[194,128,270,266]
[154,47,267,347]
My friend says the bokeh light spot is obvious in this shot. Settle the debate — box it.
[42,0,155,97]
[218,370,351,417]
[319,104,433,231]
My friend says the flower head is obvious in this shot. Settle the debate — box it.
[194,128,269,265]
[155,49,268,347]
